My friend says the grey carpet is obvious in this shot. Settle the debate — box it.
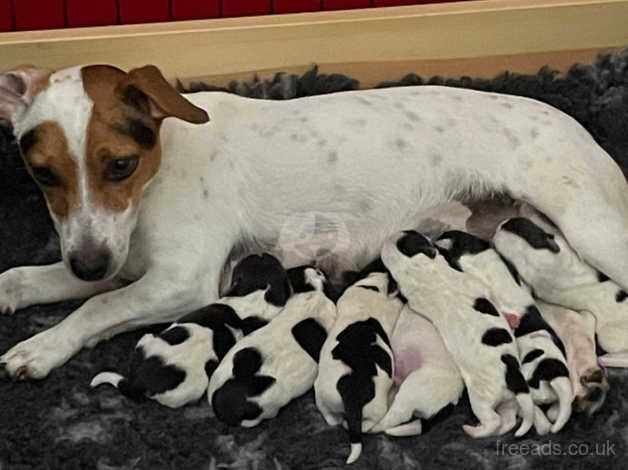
[1,50,628,470]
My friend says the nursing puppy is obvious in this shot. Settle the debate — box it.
[493,216,628,367]
[208,266,336,427]
[315,269,403,464]
[381,231,534,439]
[535,300,609,415]
[434,230,572,433]
[90,253,290,408]
[370,305,464,437]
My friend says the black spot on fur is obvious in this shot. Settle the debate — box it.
[482,328,513,346]
[528,358,570,388]
[522,349,544,364]
[597,270,610,282]
[211,348,275,426]
[515,305,566,357]
[178,303,241,359]
[117,348,186,401]
[340,258,400,299]
[359,285,380,292]
[291,318,328,362]
[501,218,560,253]
[126,118,156,149]
[472,298,500,316]
[501,354,529,394]
[616,290,628,302]
[227,254,291,307]
[205,359,219,380]
[436,230,490,272]
[396,231,436,259]
[18,128,37,155]
[239,316,268,336]
[159,326,189,346]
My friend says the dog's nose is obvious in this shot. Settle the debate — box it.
[70,250,110,281]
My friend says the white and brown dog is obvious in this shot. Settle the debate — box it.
[381,231,535,439]
[89,253,291,408]
[1,63,628,381]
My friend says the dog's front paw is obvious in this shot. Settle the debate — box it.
[1,328,78,380]
[0,268,26,314]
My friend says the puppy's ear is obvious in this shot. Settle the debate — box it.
[118,65,209,124]
[0,65,51,131]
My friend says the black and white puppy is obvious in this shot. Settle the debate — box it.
[434,230,572,434]
[370,305,464,437]
[208,266,336,426]
[381,231,534,439]
[493,216,628,366]
[315,268,403,464]
[90,253,291,408]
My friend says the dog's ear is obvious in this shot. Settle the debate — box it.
[0,65,51,131]
[119,65,209,124]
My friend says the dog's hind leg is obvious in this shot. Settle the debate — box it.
[0,262,122,314]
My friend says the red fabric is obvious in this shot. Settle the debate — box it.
[13,0,65,31]
[66,0,117,27]
[323,0,370,9]
[172,0,219,20]
[274,0,321,14]
[0,0,13,31]
[221,0,271,17]
[118,0,169,24]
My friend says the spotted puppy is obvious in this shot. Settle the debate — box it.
[493,216,628,367]
[381,231,534,439]
[90,253,290,408]
[370,305,464,437]
[535,300,609,415]
[315,269,403,464]
[434,230,572,434]
[208,266,336,426]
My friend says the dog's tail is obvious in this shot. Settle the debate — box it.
[90,371,145,401]
[514,391,535,437]
[549,376,573,433]
[337,375,363,465]
[502,354,534,437]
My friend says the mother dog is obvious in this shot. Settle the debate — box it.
[1,64,627,379]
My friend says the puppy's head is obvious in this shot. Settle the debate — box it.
[381,230,438,274]
[227,253,292,307]
[0,64,209,281]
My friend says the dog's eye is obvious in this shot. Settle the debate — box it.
[31,167,60,187]
[105,156,139,182]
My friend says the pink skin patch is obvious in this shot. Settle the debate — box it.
[504,313,520,330]
[393,348,423,386]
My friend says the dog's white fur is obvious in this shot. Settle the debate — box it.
[434,232,573,433]
[314,272,402,464]
[208,268,336,427]
[370,305,464,437]
[382,231,535,438]
[2,64,628,380]
[493,215,628,366]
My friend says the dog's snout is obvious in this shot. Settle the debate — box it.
[69,248,111,281]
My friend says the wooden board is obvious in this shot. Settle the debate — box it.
[0,0,626,86]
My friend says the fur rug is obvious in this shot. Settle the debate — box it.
[1,50,628,470]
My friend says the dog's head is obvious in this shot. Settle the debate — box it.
[0,64,209,281]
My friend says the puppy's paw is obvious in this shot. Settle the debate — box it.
[0,268,26,314]
[573,368,609,415]
[1,328,77,380]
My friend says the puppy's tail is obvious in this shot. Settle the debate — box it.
[549,376,573,433]
[90,371,145,401]
[338,376,363,465]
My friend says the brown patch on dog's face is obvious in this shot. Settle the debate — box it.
[82,65,162,213]
[19,121,78,217]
